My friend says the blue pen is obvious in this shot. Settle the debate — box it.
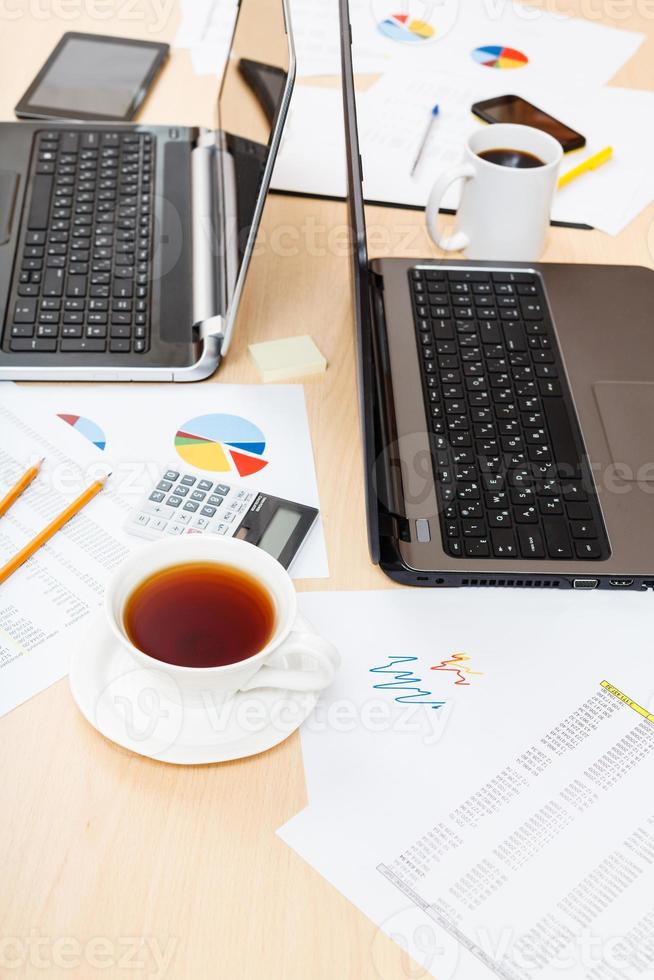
[410,103,440,176]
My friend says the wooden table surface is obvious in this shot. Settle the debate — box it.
[1,2,653,977]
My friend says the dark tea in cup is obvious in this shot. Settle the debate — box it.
[124,562,276,668]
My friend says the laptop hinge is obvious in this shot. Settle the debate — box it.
[190,131,239,341]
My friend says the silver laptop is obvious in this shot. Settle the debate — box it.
[0,0,294,381]
[340,0,654,591]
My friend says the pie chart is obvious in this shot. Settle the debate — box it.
[378,12,435,42]
[174,414,269,477]
[471,45,529,69]
[57,414,106,450]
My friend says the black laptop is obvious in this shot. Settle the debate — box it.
[340,0,654,591]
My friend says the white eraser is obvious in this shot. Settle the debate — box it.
[248,335,327,382]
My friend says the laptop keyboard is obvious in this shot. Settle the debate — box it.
[4,130,153,355]
[410,267,610,561]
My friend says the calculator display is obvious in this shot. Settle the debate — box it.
[257,507,302,560]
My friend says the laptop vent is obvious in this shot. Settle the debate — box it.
[461,578,560,588]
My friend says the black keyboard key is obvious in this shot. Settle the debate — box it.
[43,268,64,296]
[432,319,454,340]
[570,521,597,539]
[491,529,517,557]
[518,526,545,558]
[449,271,490,282]
[60,339,106,352]
[462,519,486,537]
[11,324,34,337]
[10,338,57,352]
[60,132,79,155]
[539,497,563,515]
[464,537,490,558]
[488,510,511,527]
[67,275,87,297]
[13,298,37,323]
[459,503,482,520]
[575,540,601,559]
[543,518,572,558]
[113,280,134,299]
[27,175,53,229]
[502,322,526,352]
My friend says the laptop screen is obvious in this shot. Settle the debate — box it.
[338,0,381,563]
[217,0,294,348]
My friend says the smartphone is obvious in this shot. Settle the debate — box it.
[15,32,169,122]
[471,95,586,153]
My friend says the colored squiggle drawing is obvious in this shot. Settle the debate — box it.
[431,653,483,686]
[370,656,446,710]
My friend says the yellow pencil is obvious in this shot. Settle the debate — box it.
[0,474,110,586]
[0,458,45,519]
[558,145,613,190]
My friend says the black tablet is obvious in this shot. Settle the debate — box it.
[15,32,169,122]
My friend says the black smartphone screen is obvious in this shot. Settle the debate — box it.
[471,95,586,152]
[15,33,169,121]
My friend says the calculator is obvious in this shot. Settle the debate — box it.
[126,468,319,569]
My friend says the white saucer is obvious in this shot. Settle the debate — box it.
[69,612,319,765]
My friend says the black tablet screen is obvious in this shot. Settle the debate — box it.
[28,37,160,118]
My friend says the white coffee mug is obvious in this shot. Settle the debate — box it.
[104,535,339,705]
[426,124,563,261]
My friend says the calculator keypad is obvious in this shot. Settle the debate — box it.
[126,469,257,540]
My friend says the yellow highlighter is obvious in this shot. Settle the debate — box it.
[558,146,613,190]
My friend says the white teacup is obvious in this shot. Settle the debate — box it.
[426,123,563,261]
[104,535,339,706]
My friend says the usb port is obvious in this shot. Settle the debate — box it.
[573,578,599,589]
[610,578,634,588]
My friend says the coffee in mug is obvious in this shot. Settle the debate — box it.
[477,147,545,169]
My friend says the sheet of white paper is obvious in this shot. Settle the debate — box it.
[174,0,238,77]
[0,383,137,718]
[24,383,329,579]
[273,74,654,235]
[273,85,347,197]
[288,0,643,82]
[281,588,654,980]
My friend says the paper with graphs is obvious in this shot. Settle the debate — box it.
[285,588,654,980]
[287,0,643,80]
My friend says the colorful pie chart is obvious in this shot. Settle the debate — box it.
[378,12,435,42]
[471,45,529,69]
[174,414,269,477]
[57,414,106,450]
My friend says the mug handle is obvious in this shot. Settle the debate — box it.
[240,615,339,694]
[425,162,476,252]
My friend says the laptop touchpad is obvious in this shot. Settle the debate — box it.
[594,382,654,482]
